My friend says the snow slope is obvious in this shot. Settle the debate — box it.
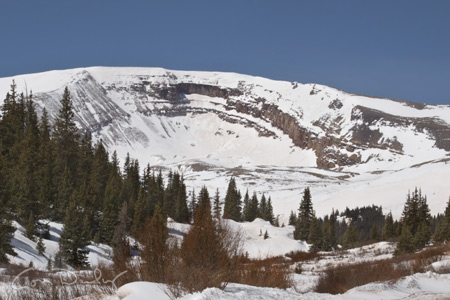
[7,221,112,269]
[104,273,450,300]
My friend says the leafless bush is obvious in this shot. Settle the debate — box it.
[285,250,322,262]
[233,256,293,289]
[315,259,410,294]
[316,243,450,294]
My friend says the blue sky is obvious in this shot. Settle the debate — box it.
[1,0,449,104]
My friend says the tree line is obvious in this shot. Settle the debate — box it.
[289,187,450,254]
[1,81,449,272]
[0,82,275,266]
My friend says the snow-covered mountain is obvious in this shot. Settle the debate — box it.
[1,67,449,219]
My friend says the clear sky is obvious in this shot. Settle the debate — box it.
[1,0,449,104]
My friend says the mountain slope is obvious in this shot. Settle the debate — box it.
[0,67,449,219]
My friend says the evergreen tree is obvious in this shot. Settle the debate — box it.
[1,81,25,162]
[53,87,79,178]
[163,171,175,218]
[400,188,431,249]
[174,174,189,223]
[321,215,332,251]
[188,188,197,222]
[132,188,149,236]
[37,108,55,219]
[248,192,259,221]
[196,186,211,220]
[25,211,36,240]
[242,190,250,221]
[0,143,16,263]
[259,194,267,219]
[12,92,40,224]
[343,222,358,248]
[101,157,123,244]
[395,224,415,255]
[294,187,314,240]
[112,201,130,264]
[36,235,45,255]
[288,210,297,226]
[414,221,430,249]
[438,197,450,242]
[222,177,241,221]
[370,223,380,241]
[264,197,275,224]
[59,190,90,268]
[213,188,221,220]
[382,212,395,240]
[308,217,323,252]
[53,88,80,220]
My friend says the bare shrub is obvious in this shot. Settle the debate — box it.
[315,259,409,294]
[285,250,322,262]
[233,256,293,289]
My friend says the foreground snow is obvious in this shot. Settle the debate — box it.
[104,272,450,300]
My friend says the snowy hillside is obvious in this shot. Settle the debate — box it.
[0,67,449,220]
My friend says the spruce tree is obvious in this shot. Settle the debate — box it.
[248,192,259,221]
[288,210,297,226]
[382,212,395,240]
[213,188,221,220]
[59,190,90,268]
[294,187,315,240]
[242,190,250,221]
[0,143,16,263]
[188,188,197,222]
[13,92,40,224]
[222,177,241,221]
[308,217,323,252]
[370,223,380,241]
[53,88,79,220]
[265,197,275,224]
[343,222,358,248]
[259,194,267,219]
[25,211,36,240]
[400,188,431,249]
[321,215,332,251]
[112,201,130,265]
[440,197,450,242]
[36,235,45,255]
[132,188,149,236]
[174,174,189,223]
[53,87,79,177]
[101,160,123,244]
[37,108,55,219]
[395,224,415,255]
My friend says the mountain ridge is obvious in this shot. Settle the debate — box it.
[1,66,449,219]
[1,66,448,171]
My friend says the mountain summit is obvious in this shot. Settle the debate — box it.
[1,66,448,172]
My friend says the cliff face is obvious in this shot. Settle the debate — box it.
[1,67,449,171]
